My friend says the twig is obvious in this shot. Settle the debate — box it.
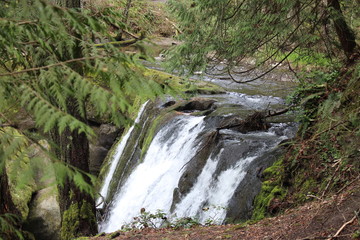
[297,234,351,240]
[165,17,182,34]
[306,194,323,201]
[96,193,105,208]
[336,175,360,195]
[327,213,358,240]
[321,159,342,198]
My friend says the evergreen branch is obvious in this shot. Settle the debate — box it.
[223,0,246,21]
[227,44,300,83]
[0,56,103,77]
[0,17,38,25]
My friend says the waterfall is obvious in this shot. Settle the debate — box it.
[101,116,206,233]
[98,93,297,233]
[97,101,149,208]
[99,107,296,233]
[173,128,287,223]
[173,152,257,223]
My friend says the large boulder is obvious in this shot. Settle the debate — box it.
[24,187,61,240]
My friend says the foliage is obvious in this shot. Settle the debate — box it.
[0,0,168,238]
[253,62,360,219]
[287,69,339,137]
[86,0,175,38]
[0,0,166,191]
[120,207,228,231]
[166,0,359,77]
[121,210,168,230]
[0,214,24,240]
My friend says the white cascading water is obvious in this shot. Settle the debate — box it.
[97,101,149,208]
[173,130,283,223]
[101,115,206,233]
[173,152,257,223]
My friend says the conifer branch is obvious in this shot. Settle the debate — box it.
[0,18,38,25]
[0,56,103,77]
[227,45,299,83]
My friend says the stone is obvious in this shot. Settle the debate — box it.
[175,99,216,112]
[89,145,109,175]
[98,124,121,149]
[24,187,61,240]
[89,124,121,175]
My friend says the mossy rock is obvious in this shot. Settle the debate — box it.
[252,159,287,221]
[60,200,96,240]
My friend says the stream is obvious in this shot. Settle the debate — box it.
[97,66,298,233]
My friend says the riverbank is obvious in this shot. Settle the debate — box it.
[87,178,360,239]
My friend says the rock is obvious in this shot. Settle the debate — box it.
[218,112,270,133]
[162,100,176,108]
[225,147,284,223]
[89,145,109,175]
[12,108,36,131]
[98,124,121,149]
[175,99,216,112]
[171,131,219,211]
[89,124,121,175]
[24,187,61,240]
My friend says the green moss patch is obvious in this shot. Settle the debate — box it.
[61,200,96,240]
[252,159,287,221]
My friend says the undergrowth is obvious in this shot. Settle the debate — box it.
[252,60,360,220]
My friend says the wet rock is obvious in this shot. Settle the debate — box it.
[175,99,216,113]
[89,124,121,175]
[162,100,176,108]
[98,124,121,149]
[90,145,109,175]
[24,187,61,240]
[171,131,219,211]
[225,147,284,223]
[218,112,270,133]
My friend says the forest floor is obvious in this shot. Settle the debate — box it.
[90,180,360,240]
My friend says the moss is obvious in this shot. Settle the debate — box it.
[142,68,225,95]
[80,200,96,225]
[108,231,121,239]
[252,159,287,221]
[140,111,176,159]
[61,203,80,240]
[292,177,317,202]
[60,200,96,240]
[6,137,37,220]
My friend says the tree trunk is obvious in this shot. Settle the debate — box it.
[327,0,358,60]
[0,161,22,240]
[56,57,97,240]
[0,169,19,216]
[53,1,97,239]
[57,112,97,240]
